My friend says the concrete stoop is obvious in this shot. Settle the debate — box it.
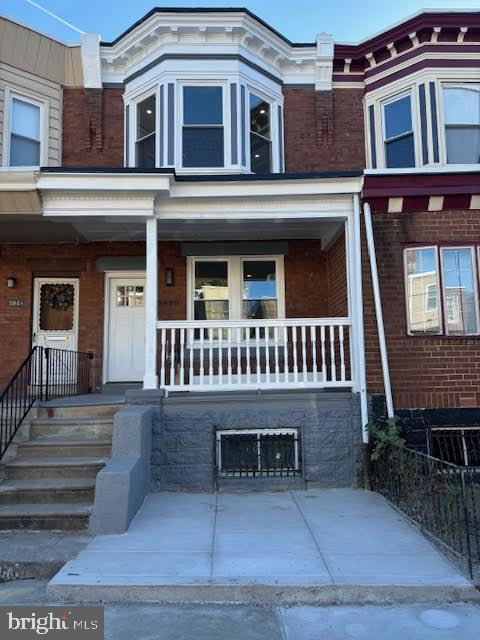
[0,401,121,531]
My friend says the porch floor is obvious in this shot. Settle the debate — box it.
[47,489,477,604]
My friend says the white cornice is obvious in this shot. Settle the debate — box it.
[99,12,332,88]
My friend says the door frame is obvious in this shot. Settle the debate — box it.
[32,277,80,350]
[102,270,146,384]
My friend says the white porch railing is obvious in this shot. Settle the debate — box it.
[156,318,353,391]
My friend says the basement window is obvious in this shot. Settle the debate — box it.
[429,427,480,468]
[216,429,300,477]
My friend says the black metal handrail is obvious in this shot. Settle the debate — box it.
[0,347,93,461]
[371,441,480,582]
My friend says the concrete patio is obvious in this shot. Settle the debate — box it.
[47,489,479,604]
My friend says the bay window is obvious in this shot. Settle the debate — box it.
[182,86,224,168]
[383,93,415,168]
[443,84,480,164]
[9,96,41,166]
[405,246,480,336]
[135,95,156,168]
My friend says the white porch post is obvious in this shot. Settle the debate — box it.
[143,216,158,389]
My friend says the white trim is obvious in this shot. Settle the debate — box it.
[438,82,480,166]
[144,218,158,388]
[102,270,146,385]
[2,89,48,168]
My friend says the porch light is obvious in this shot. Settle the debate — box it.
[7,276,16,289]
[146,109,153,115]
[165,268,174,287]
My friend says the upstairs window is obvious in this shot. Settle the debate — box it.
[383,93,415,168]
[443,85,480,164]
[182,86,224,168]
[9,96,41,166]
[135,95,156,168]
[249,94,271,173]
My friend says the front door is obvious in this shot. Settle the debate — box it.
[32,278,79,385]
[32,278,79,352]
[107,277,146,382]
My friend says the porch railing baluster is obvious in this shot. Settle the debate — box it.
[155,318,352,392]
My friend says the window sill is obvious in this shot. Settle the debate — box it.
[365,165,480,175]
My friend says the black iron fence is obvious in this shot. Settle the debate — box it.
[371,442,480,581]
[0,347,93,461]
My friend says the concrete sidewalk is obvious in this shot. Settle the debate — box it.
[47,489,478,604]
[2,580,480,639]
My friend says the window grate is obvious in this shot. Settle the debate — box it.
[216,428,301,477]
[429,427,480,468]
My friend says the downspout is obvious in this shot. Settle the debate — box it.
[362,202,394,419]
[353,195,369,442]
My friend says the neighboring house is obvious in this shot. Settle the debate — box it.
[0,8,480,504]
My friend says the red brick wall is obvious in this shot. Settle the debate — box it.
[283,88,365,173]
[62,88,124,167]
[363,209,480,409]
[326,232,348,316]
[0,240,336,390]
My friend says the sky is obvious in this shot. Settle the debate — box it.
[1,0,478,45]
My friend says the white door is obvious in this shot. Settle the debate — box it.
[107,277,146,382]
[32,278,79,351]
[32,278,79,385]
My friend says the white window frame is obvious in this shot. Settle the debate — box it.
[439,245,480,337]
[177,80,229,171]
[187,255,285,322]
[247,86,274,174]
[381,90,417,169]
[439,82,480,166]
[2,89,48,168]
[131,90,157,168]
[404,245,442,336]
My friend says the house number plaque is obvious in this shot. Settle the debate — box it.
[8,299,24,308]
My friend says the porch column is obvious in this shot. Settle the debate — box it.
[143,216,158,389]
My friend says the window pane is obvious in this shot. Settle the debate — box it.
[137,96,155,139]
[445,127,480,164]
[250,95,270,139]
[10,135,40,166]
[183,128,224,167]
[243,261,276,299]
[11,98,40,140]
[194,261,229,321]
[39,284,74,331]
[385,133,415,168]
[444,87,480,125]
[405,248,441,335]
[250,133,271,173]
[184,86,223,125]
[384,95,412,140]
[136,135,155,168]
[242,260,277,320]
[441,248,478,335]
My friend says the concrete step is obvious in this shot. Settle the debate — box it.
[0,479,96,505]
[31,417,113,440]
[37,402,122,420]
[5,457,107,481]
[17,439,112,459]
[0,503,91,531]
